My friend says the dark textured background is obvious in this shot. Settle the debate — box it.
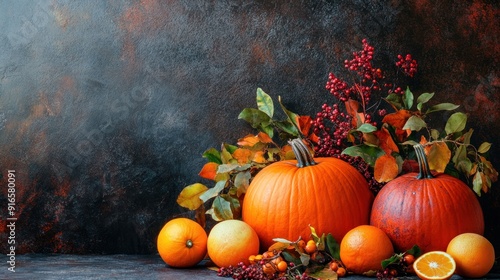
[0,0,498,259]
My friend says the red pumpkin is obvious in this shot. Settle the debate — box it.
[370,144,484,253]
[242,138,374,249]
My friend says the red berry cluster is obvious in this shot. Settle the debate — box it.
[313,39,418,193]
[312,103,352,156]
[396,54,418,78]
[217,261,313,280]
[341,154,385,194]
[325,39,383,104]
[217,263,267,279]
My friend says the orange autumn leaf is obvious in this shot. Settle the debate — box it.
[199,162,219,180]
[233,148,253,164]
[252,150,267,163]
[237,134,260,147]
[238,132,273,147]
[426,142,451,173]
[374,154,399,183]
[345,99,364,126]
[382,109,412,129]
[374,126,399,154]
[256,131,273,143]
[296,115,313,136]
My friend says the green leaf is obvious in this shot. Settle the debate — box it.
[445,112,467,135]
[260,124,274,139]
[342,145,385,167]
[272,238,293,244]
[203,148,222,164]
[238,108,271,128]
[256,88,274,118]
[417,92,434,111]
[208,196,234,221]
[278,96,300,135]
[430,129,441,140]
[403,87,414,109]
[384,93,403,110]
[224,143,239,154]
[282,251,301,266]
[456,158,473,175]
[452,144,468,167]
[407,245,422,258]
[300,253,311,266]
[234,171,251,196]
[307,267,337,280]
[325,234,340,260]
[426,103,460,114]
[478,142,492,154]
[357,123,377,133]
[199,180,226,202]
[217,163,240,173]
[382,254,401,270]
[403,115,427,131]
[472,172,483,196]
[220,193,241,218]
[416,92,435,104]
[275,120,299,136]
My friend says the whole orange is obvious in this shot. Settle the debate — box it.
[340,225,394,274]
[207,219,260,268]
[157,218,208,268]
[446,233,495,278]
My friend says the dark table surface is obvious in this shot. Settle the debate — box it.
[2,254,498,280]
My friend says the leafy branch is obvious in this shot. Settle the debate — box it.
[176,89,312,224]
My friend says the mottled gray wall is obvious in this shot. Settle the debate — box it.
[0,0,498,255]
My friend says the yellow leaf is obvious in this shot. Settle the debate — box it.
[426,142,451,173]
[176,183,208,210]
[198,162,218,180]
[374,154,399,183]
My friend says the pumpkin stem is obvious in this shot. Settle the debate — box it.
[289,138,316,167]
[414,144,434,179]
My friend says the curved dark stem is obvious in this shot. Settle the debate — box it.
[289,138,316,168]
[414,144,434,179]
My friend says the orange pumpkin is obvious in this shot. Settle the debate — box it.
[242,138,374,249]
[157,218,208,268]
[370,144,484,253]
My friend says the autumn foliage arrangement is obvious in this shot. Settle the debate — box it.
[167,39,498,279]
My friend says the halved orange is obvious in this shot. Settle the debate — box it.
[413,251,456,280]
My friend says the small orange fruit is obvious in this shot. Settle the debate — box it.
[413,251,456,280]
[157,218,207,268]
[207,219,260,268]
[339,225,394,274]
[277,260,288,272]
[337,267,347,277]
[304,240,317,254]
[446,233,495,278]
